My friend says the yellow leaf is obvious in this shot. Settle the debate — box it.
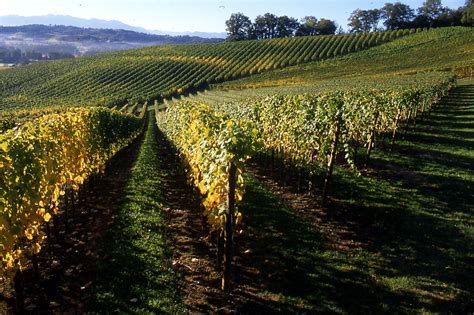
[5,253,15,268]
[44,213,52,222]
[236,212,243,225]
[74,175,84,185]
[25,228,34,240]
[33,242,41,254]
[0,142,8,152]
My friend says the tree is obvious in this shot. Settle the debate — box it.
[411,14,431,28]
[336,26,345,34]
[296,17,337,36]
[381,2,415,29]
[348,9,381,32]
[276,15,300,38]
[296,16,319,36]
[252,15,267,39]
[250,16,264,39]
[252,13,279,39]
[264,13,279,38]
[225,13,252,41]
[317,18,337,35]
[434,7,463,26]
[418,0,446,24]
[461,0,474,25]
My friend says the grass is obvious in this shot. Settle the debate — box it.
[236,82,473,313]
[237,177,381,313]
[87,115,185,314]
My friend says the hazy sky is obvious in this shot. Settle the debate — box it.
[0,0,466,32]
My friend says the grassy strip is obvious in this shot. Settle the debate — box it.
[87,115,185,314]
[239,176,410,313]
[239,83,473,313]
[332,82,474,312]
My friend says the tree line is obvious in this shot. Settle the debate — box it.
[348,0,473,32]
[225,13,338,41]
[226,0,473,40]
[0,47,75,64]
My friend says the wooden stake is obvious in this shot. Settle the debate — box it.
[216,230,223,270]
[365,113,379,167]
[322,122,340,206]
[13,270,24,314]
[391,108,402,148]
[32,253,39,281]
[222,162,236,292]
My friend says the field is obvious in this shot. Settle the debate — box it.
[1,27,473,314]
[0,29,413,111]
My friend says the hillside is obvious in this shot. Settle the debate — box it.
[0,29,413,111]
[213,27,474,93]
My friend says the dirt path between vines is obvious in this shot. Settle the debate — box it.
[154,129,235,313]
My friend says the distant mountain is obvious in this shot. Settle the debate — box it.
[153,30,228,39]
[0,15,227,39]
[0,24,223,64]
[0,24,222,44]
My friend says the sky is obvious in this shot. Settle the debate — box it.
[0,0,467,33]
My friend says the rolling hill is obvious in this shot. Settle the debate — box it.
[212,26,474,93]
[0,28,415,111]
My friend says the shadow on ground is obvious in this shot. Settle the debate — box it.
[231,84,474,313]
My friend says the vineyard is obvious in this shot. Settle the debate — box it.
[1,26,474,314]
[0,29,416,111]
[213,27,474,91]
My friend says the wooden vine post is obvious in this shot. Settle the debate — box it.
[365,112,379,167]
[322,120,340,206]
[391,107,402,147]
[222,161,237,292]
[13,270,24,313]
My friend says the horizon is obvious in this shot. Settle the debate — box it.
[0,0,467,33]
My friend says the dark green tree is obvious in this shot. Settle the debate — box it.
[276,15,300,37]
[317,18,338,35]
[381,2,415,29]
[225,12,252,41]
[461,0,474,25]
[296,16,319,36]
[418,0,447,25]
[348,9,381,32]
[252,13,279,39]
